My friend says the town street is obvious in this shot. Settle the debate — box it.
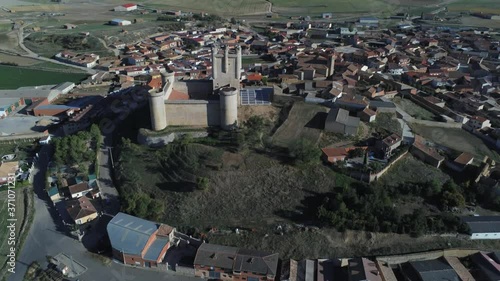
[98,133,121,215]
[9,144,199,281]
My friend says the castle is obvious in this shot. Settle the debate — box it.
[148,44,242,131]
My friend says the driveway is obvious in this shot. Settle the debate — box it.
[9,144,200,281]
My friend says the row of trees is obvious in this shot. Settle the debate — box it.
[317,180,469,237]
[53,124,101,168]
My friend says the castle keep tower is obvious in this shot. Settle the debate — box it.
[219,87,238,130]
[211,44,242,90]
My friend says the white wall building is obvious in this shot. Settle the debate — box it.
[114,3,137,11]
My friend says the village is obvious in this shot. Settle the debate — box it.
[1,1,500,281]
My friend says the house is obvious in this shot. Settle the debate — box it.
[321,147,366,163]
[281,259,336,281]
[335,94,369,111]
[368,101,397,113]
[39,135,51,145]
[406,259,460,281]
[114,3,137,11]
[348,258,382,281]
[47,186,60,202]
[68,182,93,199]
[465,116,492,131]
[194,243,279,281]
[447,152,474,172]
[63,24,77,29]
[322,13,333,19]
[471,251,500,281]
[107,212,176,268]
[110,19,132,26]
[411,136,444,168]
[66,196,98,225]
[325,108,360,136]
[461,216,500,239]
[358,107,377,123]
[377,133,402,159]
[0,161,19,186]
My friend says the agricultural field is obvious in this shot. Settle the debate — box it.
[270,0,394,15]
[447,0,500,14]
[272,102,328,147]
[0,65,88,89]
[393,97,438,121]
[143,0,270,15]
[410,124,500,161]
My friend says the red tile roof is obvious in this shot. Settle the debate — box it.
[122,3,136,8]
[454,152,474,165]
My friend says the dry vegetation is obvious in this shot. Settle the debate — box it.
[272,102,328,147]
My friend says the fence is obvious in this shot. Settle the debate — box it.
[377,248,480,264]
[346,151,409,183]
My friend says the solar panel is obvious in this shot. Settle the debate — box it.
[240,88,272,106]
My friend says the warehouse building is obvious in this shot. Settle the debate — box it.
[107,212,176,268]
[462,216,500,239]
[0,83,75,104]
[110,19,132,26]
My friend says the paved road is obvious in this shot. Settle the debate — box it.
[97,134,121,215]
[9,144,200,281]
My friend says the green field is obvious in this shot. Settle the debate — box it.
[143,0,269,15]
[270,0,393,15]
[448,0,500,13]
[0,65,88,89]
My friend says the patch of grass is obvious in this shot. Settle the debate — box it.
[378,154,450,187]
[272,102,328,147]
[0,65,88,89]
[371,113,402,135]
[410,124,500,162]
[394,97,437,121]
[27,61,87,73]
[24,33,112,58]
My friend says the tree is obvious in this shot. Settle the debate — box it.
[197,177,210,190]
[289,139,321,165]
[348,148,365,158]
[230,17,237,24]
